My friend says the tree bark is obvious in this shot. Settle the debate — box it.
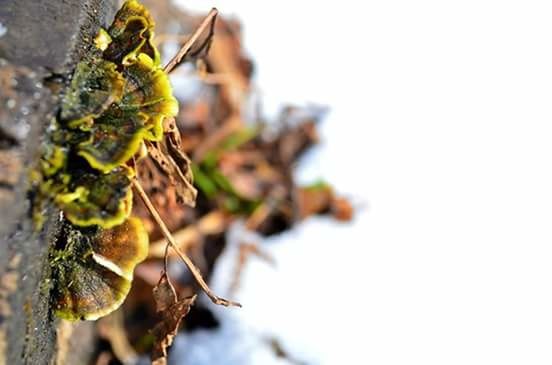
[0,1,116,363]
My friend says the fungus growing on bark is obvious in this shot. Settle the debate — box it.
[54,167,134,229]
[51,217,148,321]
[60,58,124,126]
[38,0,176,228]
[38,0,226,327]
[36,0,177,320]
[103,0,160,66]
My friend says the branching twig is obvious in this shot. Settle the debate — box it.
[230,242,275,295]
[132,178,241,307]
[163,8,218,74]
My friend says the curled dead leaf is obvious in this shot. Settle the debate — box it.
[145,134,197,207]
[151,272,197,364]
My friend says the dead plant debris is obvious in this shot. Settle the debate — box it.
[87,0,354,363]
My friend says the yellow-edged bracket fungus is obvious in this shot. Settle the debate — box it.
[36,0,178,321]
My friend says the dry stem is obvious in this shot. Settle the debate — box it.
[132,178,241,308]
[163,8,218,74]
[149,210,230,258]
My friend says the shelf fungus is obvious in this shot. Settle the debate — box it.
[50,217,148,321]
[36,0,184,320]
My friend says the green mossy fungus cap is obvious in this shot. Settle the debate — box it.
[52,217,149,320]
[54,167,134,229]
[48,0,177,228]
[104,0,161,66]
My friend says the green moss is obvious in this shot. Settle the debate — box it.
[201,127,259,166]
[192,164,218,198]
[220,127,258,151]
[191,127,263,214]
[192,162,261,215]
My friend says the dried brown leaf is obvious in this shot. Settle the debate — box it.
[151,272,197,365]
[164,118,196,200]
[163,8,218,74]
[297,185,334,220]
[331,196,354,222]
[152,272,178,312]
[145,123,197,207]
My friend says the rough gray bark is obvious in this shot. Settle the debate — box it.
[0,1,116,363]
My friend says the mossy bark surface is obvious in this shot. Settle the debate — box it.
[0,1,116,363]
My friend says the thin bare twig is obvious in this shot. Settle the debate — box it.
[163,8,218,74]
[163,239,169,274]
[132,178,241,307]
[230,242,275,295]
[149,210,231,258]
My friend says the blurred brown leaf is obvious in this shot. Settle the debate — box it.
[151,272,197,365]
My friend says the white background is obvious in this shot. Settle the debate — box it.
[172,1,552,364]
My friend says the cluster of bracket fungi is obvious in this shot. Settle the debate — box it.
[36,0,182,320]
